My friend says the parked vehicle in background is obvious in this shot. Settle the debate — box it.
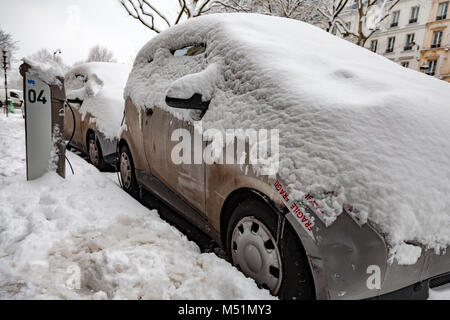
[0,89,23,108]
[119,14,450,300]
[64,62,130,170]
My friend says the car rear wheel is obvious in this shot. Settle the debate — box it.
[119,144,139,198]
[88,133,106,171]
[226,198,315,300]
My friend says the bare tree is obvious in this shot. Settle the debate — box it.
[317,0,349,32]
[211,0,328,23]
[119,0,217,33]
[0,28,18,71]
[87,45,116,63]
[0,28,17,52]
[28,49,68,72]
[319,0,400,46]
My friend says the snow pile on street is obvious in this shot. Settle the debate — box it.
[65,62,130,140]
[429,284,450,300]
[125,13,450,254]
[22,57,64,86]
[0,112,274,300]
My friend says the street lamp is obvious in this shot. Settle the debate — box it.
[2,50,9,117]
[53,49,62,60]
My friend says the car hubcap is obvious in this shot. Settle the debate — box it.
[89,139,99,167]
[120,152,132,189]
[231,216,282,294]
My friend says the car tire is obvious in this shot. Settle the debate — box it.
[119,144,139,198]
[88,133,106,171]
[226,198,315,300]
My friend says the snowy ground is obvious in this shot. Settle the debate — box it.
[0,111,273,300]
[0,111,448,300]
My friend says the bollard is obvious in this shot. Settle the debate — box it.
[20,62,66,180]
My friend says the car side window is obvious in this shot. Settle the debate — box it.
[172,44,206,57]
[75,74,86,83]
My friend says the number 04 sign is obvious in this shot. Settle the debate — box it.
[24,72,52,180]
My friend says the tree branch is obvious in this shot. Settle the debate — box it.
[119,0,162,33]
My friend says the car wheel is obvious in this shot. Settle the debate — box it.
[226,198,315,300]
[88,133,105,171]
[119,144,139,198]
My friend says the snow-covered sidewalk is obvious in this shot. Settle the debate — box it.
[0,112,273,300]
[0,111,448,300]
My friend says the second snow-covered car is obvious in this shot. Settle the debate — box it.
[119,14,450,299]
[64,62,130,170]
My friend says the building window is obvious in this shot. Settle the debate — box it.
[404,33,415,50]
[431,31,443,48]
[370,39,378,52]
[401,61,410,68]
[410,6,420,23]
[437,2,448,20]
[386,37,395,53]
[427,59,437,76]
[391,11,400,27]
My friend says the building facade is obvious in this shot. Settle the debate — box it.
[339,0,433,72]
[419,0,450,82]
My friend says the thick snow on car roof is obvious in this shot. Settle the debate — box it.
[66,62,130,140]
[126,13,450,255]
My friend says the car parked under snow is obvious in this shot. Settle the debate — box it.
[64,62,130,170]
[119,13,450,300]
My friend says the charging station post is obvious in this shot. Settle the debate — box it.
[20,62,66,180]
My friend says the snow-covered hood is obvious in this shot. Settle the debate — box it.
[65,62,131,140]
[126,13,450,252]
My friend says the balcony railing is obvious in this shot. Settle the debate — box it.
[386,48,394,53]
[390,22,398,27]
[404,45,413,51]
[409,18,418,24]
[436,14,447,20]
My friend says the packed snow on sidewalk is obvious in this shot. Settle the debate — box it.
[0,112,274,300]
[125,13,450,259]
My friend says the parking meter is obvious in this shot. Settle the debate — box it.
[20,63,66,180]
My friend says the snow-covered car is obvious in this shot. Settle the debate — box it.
[119,13,450,300]
[64,62,130,170]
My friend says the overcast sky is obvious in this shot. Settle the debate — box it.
[0,0,177,68]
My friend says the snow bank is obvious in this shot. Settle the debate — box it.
[22,57,64,86]
[65,62,131,140]
[125,13,450,254]
[0,112,273,300]
[429,283,450,300]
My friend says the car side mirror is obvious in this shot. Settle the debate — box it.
[67,98,83,107]
[165,93,210,112]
